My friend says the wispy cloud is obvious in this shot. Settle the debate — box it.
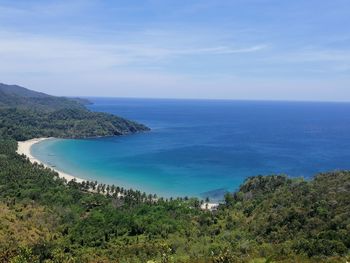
[0,30,267,74]
[0,0,349,100]
[165,45,267,55]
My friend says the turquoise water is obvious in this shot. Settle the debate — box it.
[31,98,350,200]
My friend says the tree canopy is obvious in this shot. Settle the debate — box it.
[0,83,348,262]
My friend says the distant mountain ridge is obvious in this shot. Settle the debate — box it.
[0,83,150,140]
[0,83,49,98]
[0,83,94,111]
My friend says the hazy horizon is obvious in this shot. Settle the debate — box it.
[82,95,350,103]
[3,81,350,103]
[0,0,349,101]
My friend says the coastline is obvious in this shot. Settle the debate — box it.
[16,138,85,183]
[16,138,220,209]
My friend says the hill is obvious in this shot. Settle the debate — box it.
[0,83,48,97]
[0,137,348,262]
[0,83,348,262]
[0,83,150,140]
[0,83,87,111]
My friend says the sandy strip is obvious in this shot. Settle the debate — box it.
[16,138,221,204]
[200,202,219,211]
[16,138,85,183]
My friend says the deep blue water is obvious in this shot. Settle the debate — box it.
[31,98,350,200]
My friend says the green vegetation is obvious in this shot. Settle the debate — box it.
[0,83,349,262]
[0,107,149,140]
[0,83,149,140]
[0,83,87,111]
[0,139,349,262]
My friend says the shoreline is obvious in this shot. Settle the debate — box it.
[16,137,220,209]
[16,138,85,183]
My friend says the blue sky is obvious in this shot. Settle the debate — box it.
[0,0,349,101]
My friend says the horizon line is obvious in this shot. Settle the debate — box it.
[71,95,350,104]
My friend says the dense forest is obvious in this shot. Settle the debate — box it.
[0,83,149,140]
[0,83,89,111]
[0,84,349,262]
[1,139,349,262]
[0,107,149,140]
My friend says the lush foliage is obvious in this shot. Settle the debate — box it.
[0,139,349,262]
[0,83,149,140]
[0,83,87,111]
[0,83,349,262]
[0,107,149,140]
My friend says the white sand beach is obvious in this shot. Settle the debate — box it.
[16,138,220,204]
[16,138,85,183]
[200,202,219,211]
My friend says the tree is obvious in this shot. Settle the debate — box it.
[224,193,234,207]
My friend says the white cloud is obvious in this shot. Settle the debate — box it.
[0,0,349,101]
[0,31,267,74]
[0,30,271,98]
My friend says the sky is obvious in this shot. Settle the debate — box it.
[0,0,349,101]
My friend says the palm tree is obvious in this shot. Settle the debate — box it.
[111,184,116,194]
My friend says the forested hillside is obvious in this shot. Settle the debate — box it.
[0,107,149,140]
[0,83,149,140]
[0,138,349,262]
[0,83,349,262]
[0,83,86,111]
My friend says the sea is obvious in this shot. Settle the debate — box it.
[31,98,350,201]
